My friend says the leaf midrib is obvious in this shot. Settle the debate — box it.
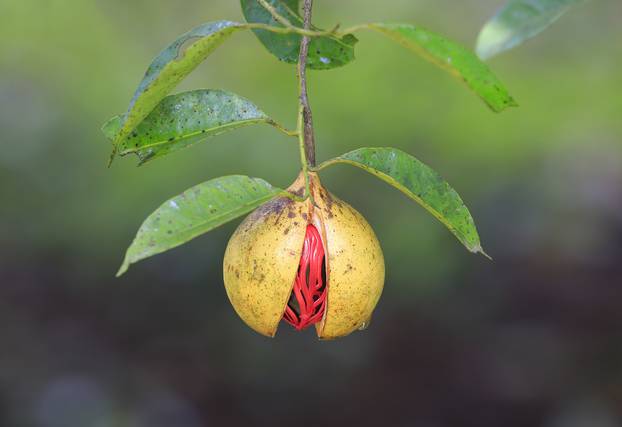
[120,118,270,154]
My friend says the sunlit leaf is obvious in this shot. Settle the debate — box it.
[319,147,487,256]
[103,90,276,164]
[363,23,517,112]
[476,0,585,60]
[117,175,283,276]
[110,21,246,162]
[240,0,357,70]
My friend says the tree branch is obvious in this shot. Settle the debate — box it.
[298,0,316,167]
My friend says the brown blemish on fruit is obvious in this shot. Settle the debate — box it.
[290,185,304,198]
[252,196,293,219]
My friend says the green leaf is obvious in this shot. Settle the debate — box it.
[117,175,284,276]
[365,23,517,112]
[476,0,585,59]
[319,147,487,256]
[110,21,246,162]
[240,0,357,70]
[103,89,276,164]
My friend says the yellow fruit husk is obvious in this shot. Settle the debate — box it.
[223,171,385,339]
[310,177,385,339]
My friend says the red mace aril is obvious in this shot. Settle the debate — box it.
[282,224,327,330]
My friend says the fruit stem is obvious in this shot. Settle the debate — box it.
[298,0,316,168]
[296,0,316,201]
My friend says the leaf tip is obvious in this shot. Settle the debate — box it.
[475,38,497,61]
[115,268,127,278]
[116,259,130,277]
[102,118,122,168]
[476,246,493,261]
[490,95,519,113]
[107,148,117,168]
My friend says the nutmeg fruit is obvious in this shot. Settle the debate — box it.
[223,171,384,339]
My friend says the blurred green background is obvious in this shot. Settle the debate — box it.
[1,0,622,426]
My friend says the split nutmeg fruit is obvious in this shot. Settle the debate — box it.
[223,171,385,339]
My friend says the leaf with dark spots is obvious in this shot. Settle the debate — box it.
[359,23,517,112]
[117,175,284,276]
[108,21,246,163]
[319,147,488,256]
[102,90,276,164]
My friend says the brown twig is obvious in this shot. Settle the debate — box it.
[297,0,316,167]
